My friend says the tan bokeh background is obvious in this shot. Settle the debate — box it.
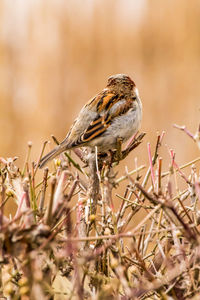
[0,0,199,175]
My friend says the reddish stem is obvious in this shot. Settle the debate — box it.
[147,142,155,188]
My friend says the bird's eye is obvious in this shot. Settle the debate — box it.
[132,97,137,100]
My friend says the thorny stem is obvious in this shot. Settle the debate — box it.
[22,141,32,177]
[33,140,48,177]
[0,177,5,229]
[39,167,48,214]
[147,142,155,189]
[1,127,200,299]
[46,177,56,226]
[87,150,100,216]
[173,123,196,141]
[121,132,164,232]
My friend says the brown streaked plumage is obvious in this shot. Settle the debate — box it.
[39,74,142,168]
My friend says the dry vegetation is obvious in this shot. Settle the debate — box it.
[0,1,200,299]
[0,124,200,299]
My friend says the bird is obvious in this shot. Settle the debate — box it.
[39,74,142,168]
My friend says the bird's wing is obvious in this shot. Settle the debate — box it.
[60,91,134,148]
[78,96,134,144]
[90,91,120,112]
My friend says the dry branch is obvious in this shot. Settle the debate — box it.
[0,129,200,299]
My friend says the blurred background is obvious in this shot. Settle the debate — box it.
[0,0,200,171]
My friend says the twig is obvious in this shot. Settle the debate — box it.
[39,168,48,214]
[147,143,155,189]
[173,124,196,141]
[46,177,56,226]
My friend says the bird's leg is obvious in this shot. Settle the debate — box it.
[106,150,114,166]
[115,137,123,161]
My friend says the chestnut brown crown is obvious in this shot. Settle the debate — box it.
[107,74,136,90]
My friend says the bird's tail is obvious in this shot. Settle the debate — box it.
[38,145,66,168]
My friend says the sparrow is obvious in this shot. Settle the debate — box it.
[39,74,142,168]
